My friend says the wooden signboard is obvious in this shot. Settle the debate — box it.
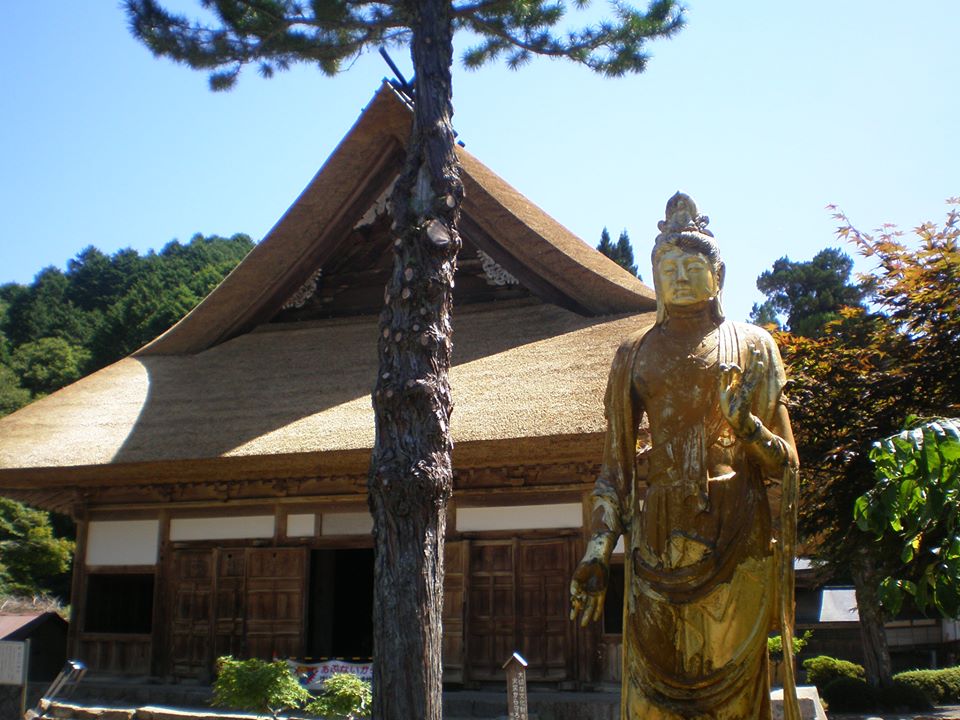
[0,641,26,686]
[502,651,528,720]
[0,639,29,719]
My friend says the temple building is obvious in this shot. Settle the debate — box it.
[0,82,657,685]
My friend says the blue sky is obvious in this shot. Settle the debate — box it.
[1,2,957,322]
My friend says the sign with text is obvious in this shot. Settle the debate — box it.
[0,641,26,686]
[502,652,528,720]
[289,659,373,689]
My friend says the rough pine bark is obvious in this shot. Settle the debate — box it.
[851,546,893,687]
[367,0,463,715]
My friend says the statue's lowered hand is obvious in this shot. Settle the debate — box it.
[570,557,609,627]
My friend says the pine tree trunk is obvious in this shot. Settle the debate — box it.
[851,546,893,688]
[367,0,463,715]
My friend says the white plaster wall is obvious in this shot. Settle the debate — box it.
[170,515,274,541]
[286,513,316,538]
[456,503,582,532]
[322,512,373,536]
[86,520,159,565]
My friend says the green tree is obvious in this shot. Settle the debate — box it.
[4,268,97,349]
[854,418,960,618]
[597,227,615,257]
[750,247,868,336]
[10,337,92,396]
[779,201,960,686]
[0,498,74,599]
[122,2,684,716]
[94,274,200,361]
[0,235,252,397]
[0,364,30,417]
[66,246,124,312]
[597,227,640,278]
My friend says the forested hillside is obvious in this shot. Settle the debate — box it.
[0,233,253,417]
[0,233,252,600]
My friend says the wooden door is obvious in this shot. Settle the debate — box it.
[465,536,575,683]
[168,546,307,678]
[518,538,574,681]
[245,547,307,660]
[214,548,247,659]
[442,540,467,683]
[467,540,517,681]
[169,548,215,679]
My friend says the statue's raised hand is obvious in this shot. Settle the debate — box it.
[719,344,763,437]
[570,557,609,627]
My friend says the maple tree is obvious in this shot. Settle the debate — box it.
[778,199,960,686]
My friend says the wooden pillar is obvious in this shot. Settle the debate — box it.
[152,510,170,677]
[66,506,88,661]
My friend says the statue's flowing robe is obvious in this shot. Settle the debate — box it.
[593,320,798,720]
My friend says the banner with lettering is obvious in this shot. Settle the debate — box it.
[288,659,373,689]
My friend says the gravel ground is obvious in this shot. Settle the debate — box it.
[829,706,960,720]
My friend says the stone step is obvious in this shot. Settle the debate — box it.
[32,685,826,720]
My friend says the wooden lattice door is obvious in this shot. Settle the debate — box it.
[467,540,516,681]
[169,548,216,679]
[518,538,574,681]
[442,540,467,682]
[168,546,307,678]
[466,536,575,683]
[245,547,307,660]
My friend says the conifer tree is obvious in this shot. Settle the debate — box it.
[615,229,639,277]
[597,227,640,278]
[122,3,684,716]
[597,227,615,257]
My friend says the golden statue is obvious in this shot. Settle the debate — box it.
[570,193,802,719]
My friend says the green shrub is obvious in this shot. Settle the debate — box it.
[895,669,943,703]
[938,666,960,702]
[894,666,960,704]
[821,676,879,713]
[305,673,372,719]
[211,656,310,719]
[767,630,812,661]
[879,680,933,712]
[802,655,865,690]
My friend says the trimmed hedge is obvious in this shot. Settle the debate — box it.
[821,677,878,713]
[879,681,933,712]
[821,676,932,713]
[802,655,865,691]
[800,656,960,713]
[893,666,960,704]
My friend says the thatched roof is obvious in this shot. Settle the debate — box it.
[138,82,654,356]
[0,83,658,506]
[0,302,651,480]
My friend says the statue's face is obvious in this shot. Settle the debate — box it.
[655,246,719,307]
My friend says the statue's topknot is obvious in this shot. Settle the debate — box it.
[655,192,714,247]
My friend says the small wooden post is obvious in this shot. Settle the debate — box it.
[502,652,528,720]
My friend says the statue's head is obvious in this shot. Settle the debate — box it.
[651,192,725,324]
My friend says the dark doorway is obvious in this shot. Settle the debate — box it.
[84,573,154,633]
[307,548,374,660]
